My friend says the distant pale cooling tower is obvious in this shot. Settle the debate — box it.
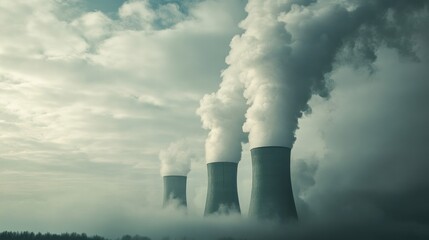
[204,162,241,215]
[248,146,298,221]
[163,176,187,208]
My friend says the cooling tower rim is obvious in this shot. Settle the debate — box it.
[250,146,291,151]
[163,175,188,178]
[206,162,239,166]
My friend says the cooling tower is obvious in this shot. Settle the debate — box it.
[248,146,298,221]
[163,176,187,208]
[204,162,241,215]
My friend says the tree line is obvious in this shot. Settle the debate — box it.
[0,231,245,240]
[0,232,107,240]
[0,232,152,240]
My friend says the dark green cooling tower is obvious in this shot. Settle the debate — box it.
[204,162,241,215]
[163,176,187,208]
[248,146,298,221]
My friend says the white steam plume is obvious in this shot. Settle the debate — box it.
[233,0,353,148]
[197,65,247,163]
[159,139,199,176]
[231,0,426,148]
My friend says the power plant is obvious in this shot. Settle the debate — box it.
[248,146,298,221]
[160,146,297,220]
[162,148,298,221]
[204,162,241,215]
[163,175,187,208]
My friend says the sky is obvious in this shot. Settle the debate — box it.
[1,0,429,239]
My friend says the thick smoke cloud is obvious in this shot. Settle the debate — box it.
[159,139,201,176]
[289,49,429,239]
[298,46,429,221]
[210,0,428,149]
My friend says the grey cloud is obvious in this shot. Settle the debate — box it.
[292,42,429,238]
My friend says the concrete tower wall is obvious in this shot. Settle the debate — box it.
[248,146,298,221]
[163,176,187,208]
[204,162,241,215]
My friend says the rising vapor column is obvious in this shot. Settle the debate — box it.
[197,61,246,215]
[231,0,359,221]
[248,147,297,221]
